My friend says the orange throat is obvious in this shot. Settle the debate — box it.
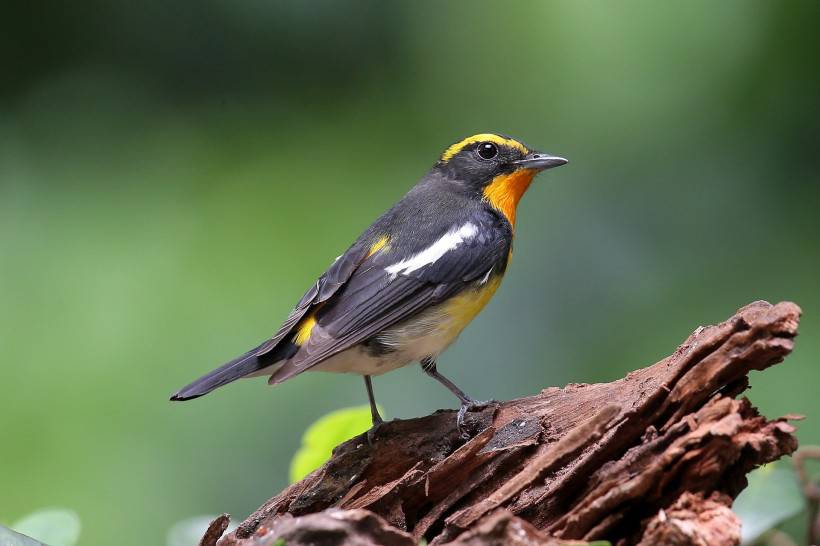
[482,169,537,227]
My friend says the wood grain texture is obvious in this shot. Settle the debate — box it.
[205,300,801,546]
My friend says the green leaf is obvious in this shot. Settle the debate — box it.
[289,405,376,483]
[734,463,804,545]
[11,509,80,546]
[586,542,612,546]
[0,523,48,546]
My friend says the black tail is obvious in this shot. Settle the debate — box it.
[170,346,269,401]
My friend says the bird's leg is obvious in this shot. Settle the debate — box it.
[420,357,475,405]
[363,375,385,445]
[364,375,383,426]
[420,357,495,433]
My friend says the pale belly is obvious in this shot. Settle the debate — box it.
[312,276,501,375]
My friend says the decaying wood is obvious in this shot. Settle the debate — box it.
[636,492,740,546]
[200,515,230,546]
[207,300,802,546]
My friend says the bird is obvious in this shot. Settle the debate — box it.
[170,133,567,430]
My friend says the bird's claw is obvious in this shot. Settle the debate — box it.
[365,417,385,446]
[456,399,500,438]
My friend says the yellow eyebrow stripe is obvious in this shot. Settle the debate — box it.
[441,133,529,163]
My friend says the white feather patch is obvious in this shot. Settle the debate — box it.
[385,222,478,279]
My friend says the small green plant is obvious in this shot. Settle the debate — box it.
[0,525,46,546]
[0,508,80,546]
[289,405,377,483]
[734,463,804,545]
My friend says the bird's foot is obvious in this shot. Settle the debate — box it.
[456,398,500,438]
[365,416,385,446]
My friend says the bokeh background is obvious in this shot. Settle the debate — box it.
[2,1,819,544]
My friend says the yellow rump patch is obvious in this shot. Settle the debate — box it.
[294,310,319,346]
[441,133,528,163]
[295,237,389,348]
[482,169,537,227]
[366,235,390,258]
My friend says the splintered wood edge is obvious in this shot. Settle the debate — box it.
[217,300,802,546]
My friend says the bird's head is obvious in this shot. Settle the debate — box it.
[435,133,567,226]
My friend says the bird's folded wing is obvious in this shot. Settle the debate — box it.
[252,238,371,358]
[269,222,508,383]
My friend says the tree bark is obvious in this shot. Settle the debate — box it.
[204,300,802,546]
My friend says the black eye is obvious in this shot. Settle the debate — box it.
[477,142,498,160]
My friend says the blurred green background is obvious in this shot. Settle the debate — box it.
[2,1,819,544]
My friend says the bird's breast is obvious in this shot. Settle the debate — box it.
[440,275,503,337]
[311,275,503,376]
[372,273,503,366]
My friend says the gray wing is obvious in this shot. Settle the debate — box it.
[269,217,509,383]
[252,238,373,358]
[169,237,376,400]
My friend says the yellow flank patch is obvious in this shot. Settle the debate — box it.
[482,169,537,227]
[442,276,502,336]
[367,235,390,258]
[294,311,318,346]
[441,133,529,163]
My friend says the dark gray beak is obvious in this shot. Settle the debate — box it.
[513,151,568,171]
